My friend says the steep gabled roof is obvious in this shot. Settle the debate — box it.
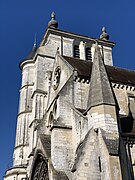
[87,44,116,110]
[25,44,37,60]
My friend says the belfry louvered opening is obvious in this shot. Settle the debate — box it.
[74,45,80,58]
[86,47,92,60]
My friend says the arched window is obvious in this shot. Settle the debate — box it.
[86,47,92,61]
[31,155,49,180]
[74,45,80,58]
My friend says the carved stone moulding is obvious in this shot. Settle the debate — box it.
[53,66,61,90]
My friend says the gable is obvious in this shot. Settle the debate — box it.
[47,53,74,110]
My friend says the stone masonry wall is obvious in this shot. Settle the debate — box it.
[73,81,89,110]
[72,109,88,152]
[88,105,118,133]
[51,128,73,171]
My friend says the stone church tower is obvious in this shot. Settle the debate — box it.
[4,12,135,180]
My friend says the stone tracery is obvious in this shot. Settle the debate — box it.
[32,156,49,180]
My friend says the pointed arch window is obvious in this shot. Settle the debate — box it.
[31,156,49,180]
[86,47,92,61]
[74,45,80,58]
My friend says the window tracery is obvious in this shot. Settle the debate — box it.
[32,156,49,180]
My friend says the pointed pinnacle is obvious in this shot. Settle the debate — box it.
[51,11,55,20]
[87,42,115,110]
[33,33,37,49]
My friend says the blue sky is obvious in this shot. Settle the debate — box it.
[0,0,135,179]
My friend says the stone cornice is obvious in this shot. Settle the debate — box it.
[112,82,135,91]
[40,28,115,48]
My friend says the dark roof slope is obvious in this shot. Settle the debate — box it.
[25,46,37,60]
[63,56,135,86]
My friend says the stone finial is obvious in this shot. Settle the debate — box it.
[33,33,37,50]
[48,11,58,29]
[100,27,109,41]
[51,11,55,19]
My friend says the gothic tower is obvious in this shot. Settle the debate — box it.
[4,12,135,180]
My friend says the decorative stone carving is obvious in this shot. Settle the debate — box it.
[48,11,58,29]
[53,66,61,90]
[100,27,109,40]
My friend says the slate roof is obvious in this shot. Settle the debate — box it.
[63,56,135,86]
[25,46,37,60]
